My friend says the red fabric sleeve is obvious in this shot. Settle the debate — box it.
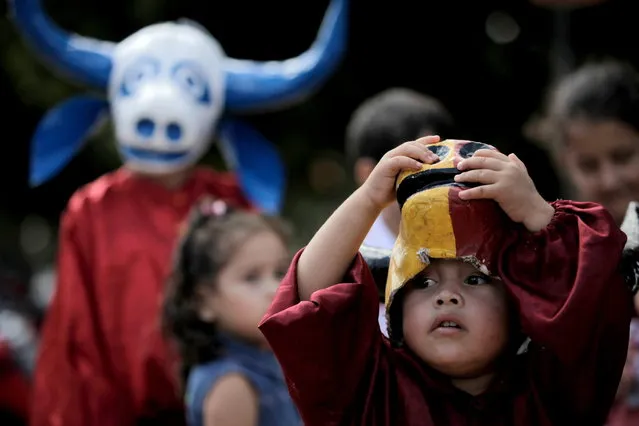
[30,207,133,426]
[497,200,633,422]
[259,250,381,425]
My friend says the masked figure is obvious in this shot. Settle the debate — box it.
[7,0,348,424]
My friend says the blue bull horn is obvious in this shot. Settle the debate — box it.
[223,0,348,112]
[9,0,347,109]
[8,0,114,90]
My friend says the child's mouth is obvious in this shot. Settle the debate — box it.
[438,320,461,329]
[431,317,466,334]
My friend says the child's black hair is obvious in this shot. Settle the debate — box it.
[345,88,456,164]
[162,197,290,388]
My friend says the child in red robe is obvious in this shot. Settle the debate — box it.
[259,136,634,425]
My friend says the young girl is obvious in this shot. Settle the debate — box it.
[530,60,639,425]
[259,136,634,425]
[163,198,300,426]
[528,60,639,226]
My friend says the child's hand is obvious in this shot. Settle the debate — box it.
[454,149,554,232]
[361,136,441,210]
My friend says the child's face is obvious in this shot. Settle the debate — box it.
[201,230,289,346]
[402,259,509,378]
[563,119,639,224]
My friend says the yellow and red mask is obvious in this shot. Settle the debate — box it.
[385,139,511,340]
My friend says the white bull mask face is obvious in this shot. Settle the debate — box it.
[108,23,226,175]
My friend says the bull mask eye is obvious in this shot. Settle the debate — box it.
[171,61,212,105]
[119,57,160,96]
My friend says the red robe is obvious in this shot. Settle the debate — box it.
[260,200,633,425]
[31,167,251,426]
[608,404,639,426]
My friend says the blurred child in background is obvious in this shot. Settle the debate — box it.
[163,198,299,426]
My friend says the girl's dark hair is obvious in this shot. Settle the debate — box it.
[527,60,639,149]
[162,197,290,387]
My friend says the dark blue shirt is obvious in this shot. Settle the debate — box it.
[186,335,300,426]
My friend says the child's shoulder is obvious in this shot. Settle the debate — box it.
[188,358,247,389]
[186,358,250,407]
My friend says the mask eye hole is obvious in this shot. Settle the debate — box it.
[428,145,450,160]
[119,57,160,96]
[171,62,211,105]
[459,142,494,159]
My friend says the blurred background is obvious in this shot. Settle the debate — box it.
[1,0,638,272]
[0,0,636,364]
[3,0,639,265]
[1,0,639,423]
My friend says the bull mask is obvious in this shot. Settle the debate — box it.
[8,0,348,213]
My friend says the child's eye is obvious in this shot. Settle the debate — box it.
[244,272,260,283]
[275,268,288,280]
[464,274,491,286]
[413,278,437,289]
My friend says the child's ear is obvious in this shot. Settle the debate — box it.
[197,304,217,322]
[354,157,376,186]
[195,287,217,322]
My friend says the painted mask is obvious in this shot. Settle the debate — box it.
[386,139,511,338]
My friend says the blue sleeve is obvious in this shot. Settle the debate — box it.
[184,360,246,426]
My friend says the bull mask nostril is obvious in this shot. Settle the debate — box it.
[136,119,155,138]
[166,123,182,142]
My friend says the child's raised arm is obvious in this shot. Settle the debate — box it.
[260,136,439,424]
[500,201,631,423]
[296,136,440,300]
[456,149,633,422]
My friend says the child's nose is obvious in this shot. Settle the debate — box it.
[598,161,622,192]
[435,289,463,307]
[263,277,280,296]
